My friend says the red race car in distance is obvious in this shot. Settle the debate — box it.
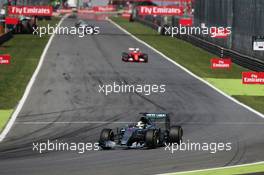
[122,48,148,63]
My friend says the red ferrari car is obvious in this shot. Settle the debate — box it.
[122,48,148,63]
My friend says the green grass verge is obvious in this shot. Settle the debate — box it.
[0,109,13,131]
[167,163,264,175]
[111,17,264,114]
[0,17,60,131]
[0,18,60,109]
[205,78,264,96]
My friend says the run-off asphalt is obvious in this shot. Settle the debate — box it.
[0,18,264,175]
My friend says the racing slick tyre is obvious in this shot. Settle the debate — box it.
[99,129,115,149]
[169,126,183,144]
[122,52,129,62]
[145,129,159,148]
[142,54,148,63]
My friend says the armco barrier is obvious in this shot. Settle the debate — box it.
[134,17,264,72]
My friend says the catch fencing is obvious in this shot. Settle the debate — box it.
[193,0,264,63]
[133,0,264,71]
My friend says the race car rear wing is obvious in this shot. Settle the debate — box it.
[140,113,168,118]
[139,113,170,130]
[129,48,139,51]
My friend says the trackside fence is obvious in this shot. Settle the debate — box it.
[132,0,264,71]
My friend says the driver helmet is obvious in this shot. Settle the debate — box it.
[136,121,144,129]
[133,48,139,53]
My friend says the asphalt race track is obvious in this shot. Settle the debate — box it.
[0,18,264,175]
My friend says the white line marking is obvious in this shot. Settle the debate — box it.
[0,16,67,142]
[108,19,264,119]
[157,161,264,175]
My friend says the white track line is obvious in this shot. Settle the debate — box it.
[108,18,264,174]
[108,19,264,119]
[157,161,264,175]
[0,16,67,142]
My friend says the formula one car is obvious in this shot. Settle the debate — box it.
[122,48,148,63]
[74,20,95,34]
[99,113,183,149]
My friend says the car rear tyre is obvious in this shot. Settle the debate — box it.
[169,126,183,144]
[145,129,159,148]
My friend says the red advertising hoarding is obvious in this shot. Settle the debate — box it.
[8,6,53,16]
[242,72,264,84]
[210,27,231,39]
[5,17,19,25]
[0,54,11,64]
[138,6,184,16]
[210,58,232,69]
[179,18,193,26]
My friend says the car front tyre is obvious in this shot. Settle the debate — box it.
[99,128,115,149]
[145,129,159,148]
